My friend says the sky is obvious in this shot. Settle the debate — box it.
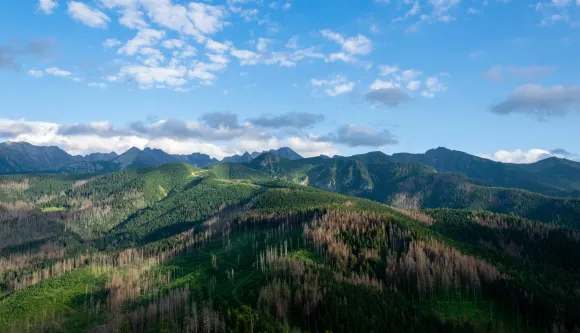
[0,0,579,162]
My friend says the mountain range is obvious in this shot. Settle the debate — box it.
[0,141,308,174]
[2,141,580,226]
[2,143,580,333]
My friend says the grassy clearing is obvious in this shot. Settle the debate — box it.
[0,267,106,331]
[41,206,66,212]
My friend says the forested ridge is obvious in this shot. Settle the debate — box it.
[0,162,579,333]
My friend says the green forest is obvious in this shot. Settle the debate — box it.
[1,161,579,333]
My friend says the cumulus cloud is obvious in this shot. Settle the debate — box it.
[318,125,398,147]
[46,67,72,77]
[311,75,355,97]
[378,65,399,76]
[206,39,232,53]
[479,148,577,164]
[67,1,110,29]
[256,38,273,52]
[366,80,412,107]
[28,69,44,77]
[117,64,187,88]
[103,38,121,48]
[282,136,338,157]
[135,1,228,42]
[374,65,447,99]
[58,121,128,137]
[421,76,447,98]
[0,116,340,159]
[200,112,241,129]
[248,112,324,129]
[490,84,580,116]
[320,29,372,62]
[38,0,58,15]
[117,28,165,56]
[286,35,299,49]
[230,48,261,65]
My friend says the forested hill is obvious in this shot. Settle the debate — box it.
[389,147,580,197]
[241,152,580,227]
[1,164,580,333]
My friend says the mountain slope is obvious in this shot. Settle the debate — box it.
[514,157,580,192]
[84,152,118,162]
[269,147,302,160]
[222,147,302,164]
[0,142,81,173]
[390,147,580,197]
[222,151,256,163]
[205,162,271,180]
[243,151,580,226]
[2,167,580,332]
[57,160,121,174]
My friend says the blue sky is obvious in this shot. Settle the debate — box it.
[1,0,579,162]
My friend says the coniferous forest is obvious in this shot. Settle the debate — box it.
[1,154,580,333]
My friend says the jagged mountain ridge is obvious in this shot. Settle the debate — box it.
[2,141,580,202]
[0,142,300,174]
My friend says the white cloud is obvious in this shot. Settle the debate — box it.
[188,60,226,83]
[407,80,421,91]
[118,28,165,56]
[283,136,338,157]
[188,2,229,34]
[38,0,58,14]
[28,69,45,78]
[286,35,299,49]
[135,1,228,43]
[230,48,261,65]
[162,39,185,49]
[67,1,110,29]
[320,29,373,61]
[373,65,447,98]
[207,53,229,65]
[326,52,357,63]
[379,65,399,76]
[342,34,373,55]
[399,69,422,81]
[139,47,165,66]
[119,64,187,88]
[46,67,72,77]
[103,38,121,48]
[369,79,397,90]
[88,82,108,89]
[206,39,232,53]
[256,38,273,52]
[311,75,355,97]
[479,149,567,164]
[421,76,447,98]
[119,8,148,29]
[0,117,340,160]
